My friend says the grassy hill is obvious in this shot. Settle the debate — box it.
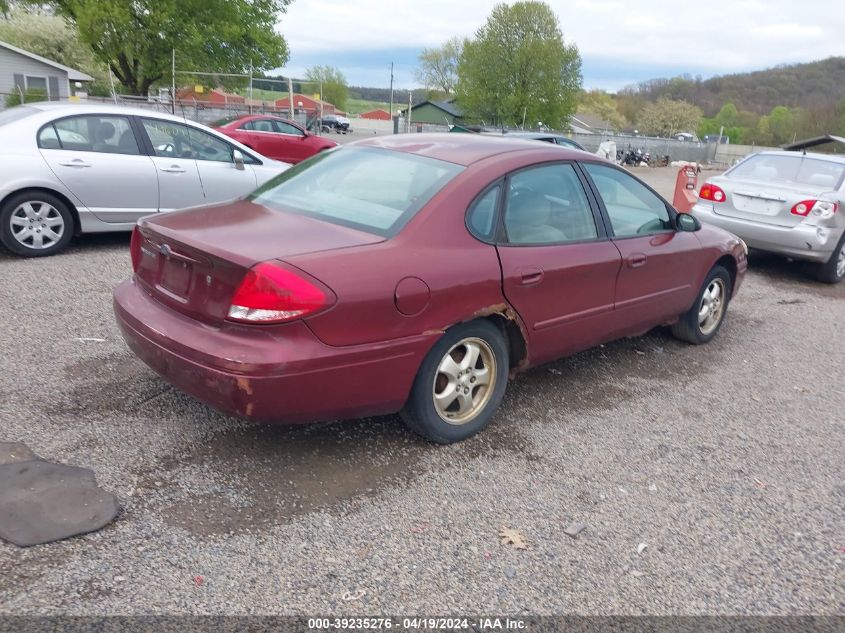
[624,57,845,117]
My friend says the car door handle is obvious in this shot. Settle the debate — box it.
[519,268,544,286]
[627,253,647,268]
[160,165,186,173]
[58,159,91,168]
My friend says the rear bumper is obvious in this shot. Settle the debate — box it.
[113,278,435,423]
[692,203,841,263]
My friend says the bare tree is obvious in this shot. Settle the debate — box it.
[415,37,463,95]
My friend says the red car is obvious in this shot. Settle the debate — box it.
[114,134,747,444]
[211,115,337,164]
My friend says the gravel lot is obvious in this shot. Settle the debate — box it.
[0,166,843,616]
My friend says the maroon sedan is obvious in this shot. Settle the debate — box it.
[211,114,337,164]
[114,134,747,444]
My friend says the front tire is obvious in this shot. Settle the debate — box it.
[816,232,845,284]
[401,320,509,444]
[0,191,74,257]
[671,265,732,344]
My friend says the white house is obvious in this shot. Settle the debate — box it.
[0,39,93,102]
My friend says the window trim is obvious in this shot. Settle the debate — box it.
[24,74,50,99]
[577,160,678,241]
[36,113,143,156]
[492,160,611,248]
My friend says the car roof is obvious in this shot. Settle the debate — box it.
[28,101,212,125]
[756,149,845,165]
[351,133,585,166]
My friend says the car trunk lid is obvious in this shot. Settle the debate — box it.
[133,200,384,324]
[709,175,837,227]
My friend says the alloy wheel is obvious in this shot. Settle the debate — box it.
[431,337,497,425]
[10,201,65,250]
[698,278,726,335]
[836,243,845,280]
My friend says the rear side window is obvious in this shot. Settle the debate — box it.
[38,115,140,155]
[467,185,500,241]
[251,147,464,236]
[504,164,597,244]
[729,154,845,189]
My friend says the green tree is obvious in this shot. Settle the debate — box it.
[456,1,581,128]
[305,65,348,111]
[637,98,702,137]
[0,8,112,95]
[416,37,463,95]
[768,105,795,144]
[25,0,290,96]
[578,89,627,130]
[715,102,738,127]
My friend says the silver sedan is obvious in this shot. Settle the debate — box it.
[692,151,845,283]
[0,103,289,257]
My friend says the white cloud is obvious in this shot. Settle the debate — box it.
[275,0,844,86]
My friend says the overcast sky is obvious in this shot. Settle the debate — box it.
[272,0,844,92]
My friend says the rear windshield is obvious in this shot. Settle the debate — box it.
[249,147,464,236]
[0,106,37,127]
[728,153,845,190]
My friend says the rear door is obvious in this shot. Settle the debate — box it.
[138,118,206,212]
[710,153,845,227]
[490,162,622,365]
[581,161,701,331]
[37,114,158,223]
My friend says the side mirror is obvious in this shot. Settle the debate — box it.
[233,149,245,171]
[676,212,701,232]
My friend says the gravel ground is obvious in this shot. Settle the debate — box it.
[0,167,843,616]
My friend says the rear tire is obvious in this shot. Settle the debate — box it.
[816,232,845,284]
[401,320,509,444]
[0,191,74,257]
[671,265,732,345]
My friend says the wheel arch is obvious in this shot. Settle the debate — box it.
[714,254,738,296]
[0,187,81,236]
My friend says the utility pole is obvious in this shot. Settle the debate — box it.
[389,62,394,135]
[319,80,323,136]
[287,76,294,119]
[248,61,253,115]
[407,90,412,133]
[171,49,176,114]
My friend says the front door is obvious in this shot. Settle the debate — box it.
[581,162,701,333]
[38,114,158,223]
[491,163,622,365]
[185,125,258,204]
[139,118,207,212]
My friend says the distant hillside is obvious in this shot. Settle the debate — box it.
[623,57,845,116]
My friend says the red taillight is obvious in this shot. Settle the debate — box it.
[699,182,726,203]
[226,262,334,324]
[791,199,838,218]
[130,226,142,272]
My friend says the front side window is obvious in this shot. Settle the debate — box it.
[142,119,194,158]
[39,115,140,155]
[274,121,302,136]
[583,162,672,238]
[186,126,238,163]
[251,147,464,236]
[503,164,597,245]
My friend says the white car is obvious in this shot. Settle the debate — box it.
[0,103,289,256]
